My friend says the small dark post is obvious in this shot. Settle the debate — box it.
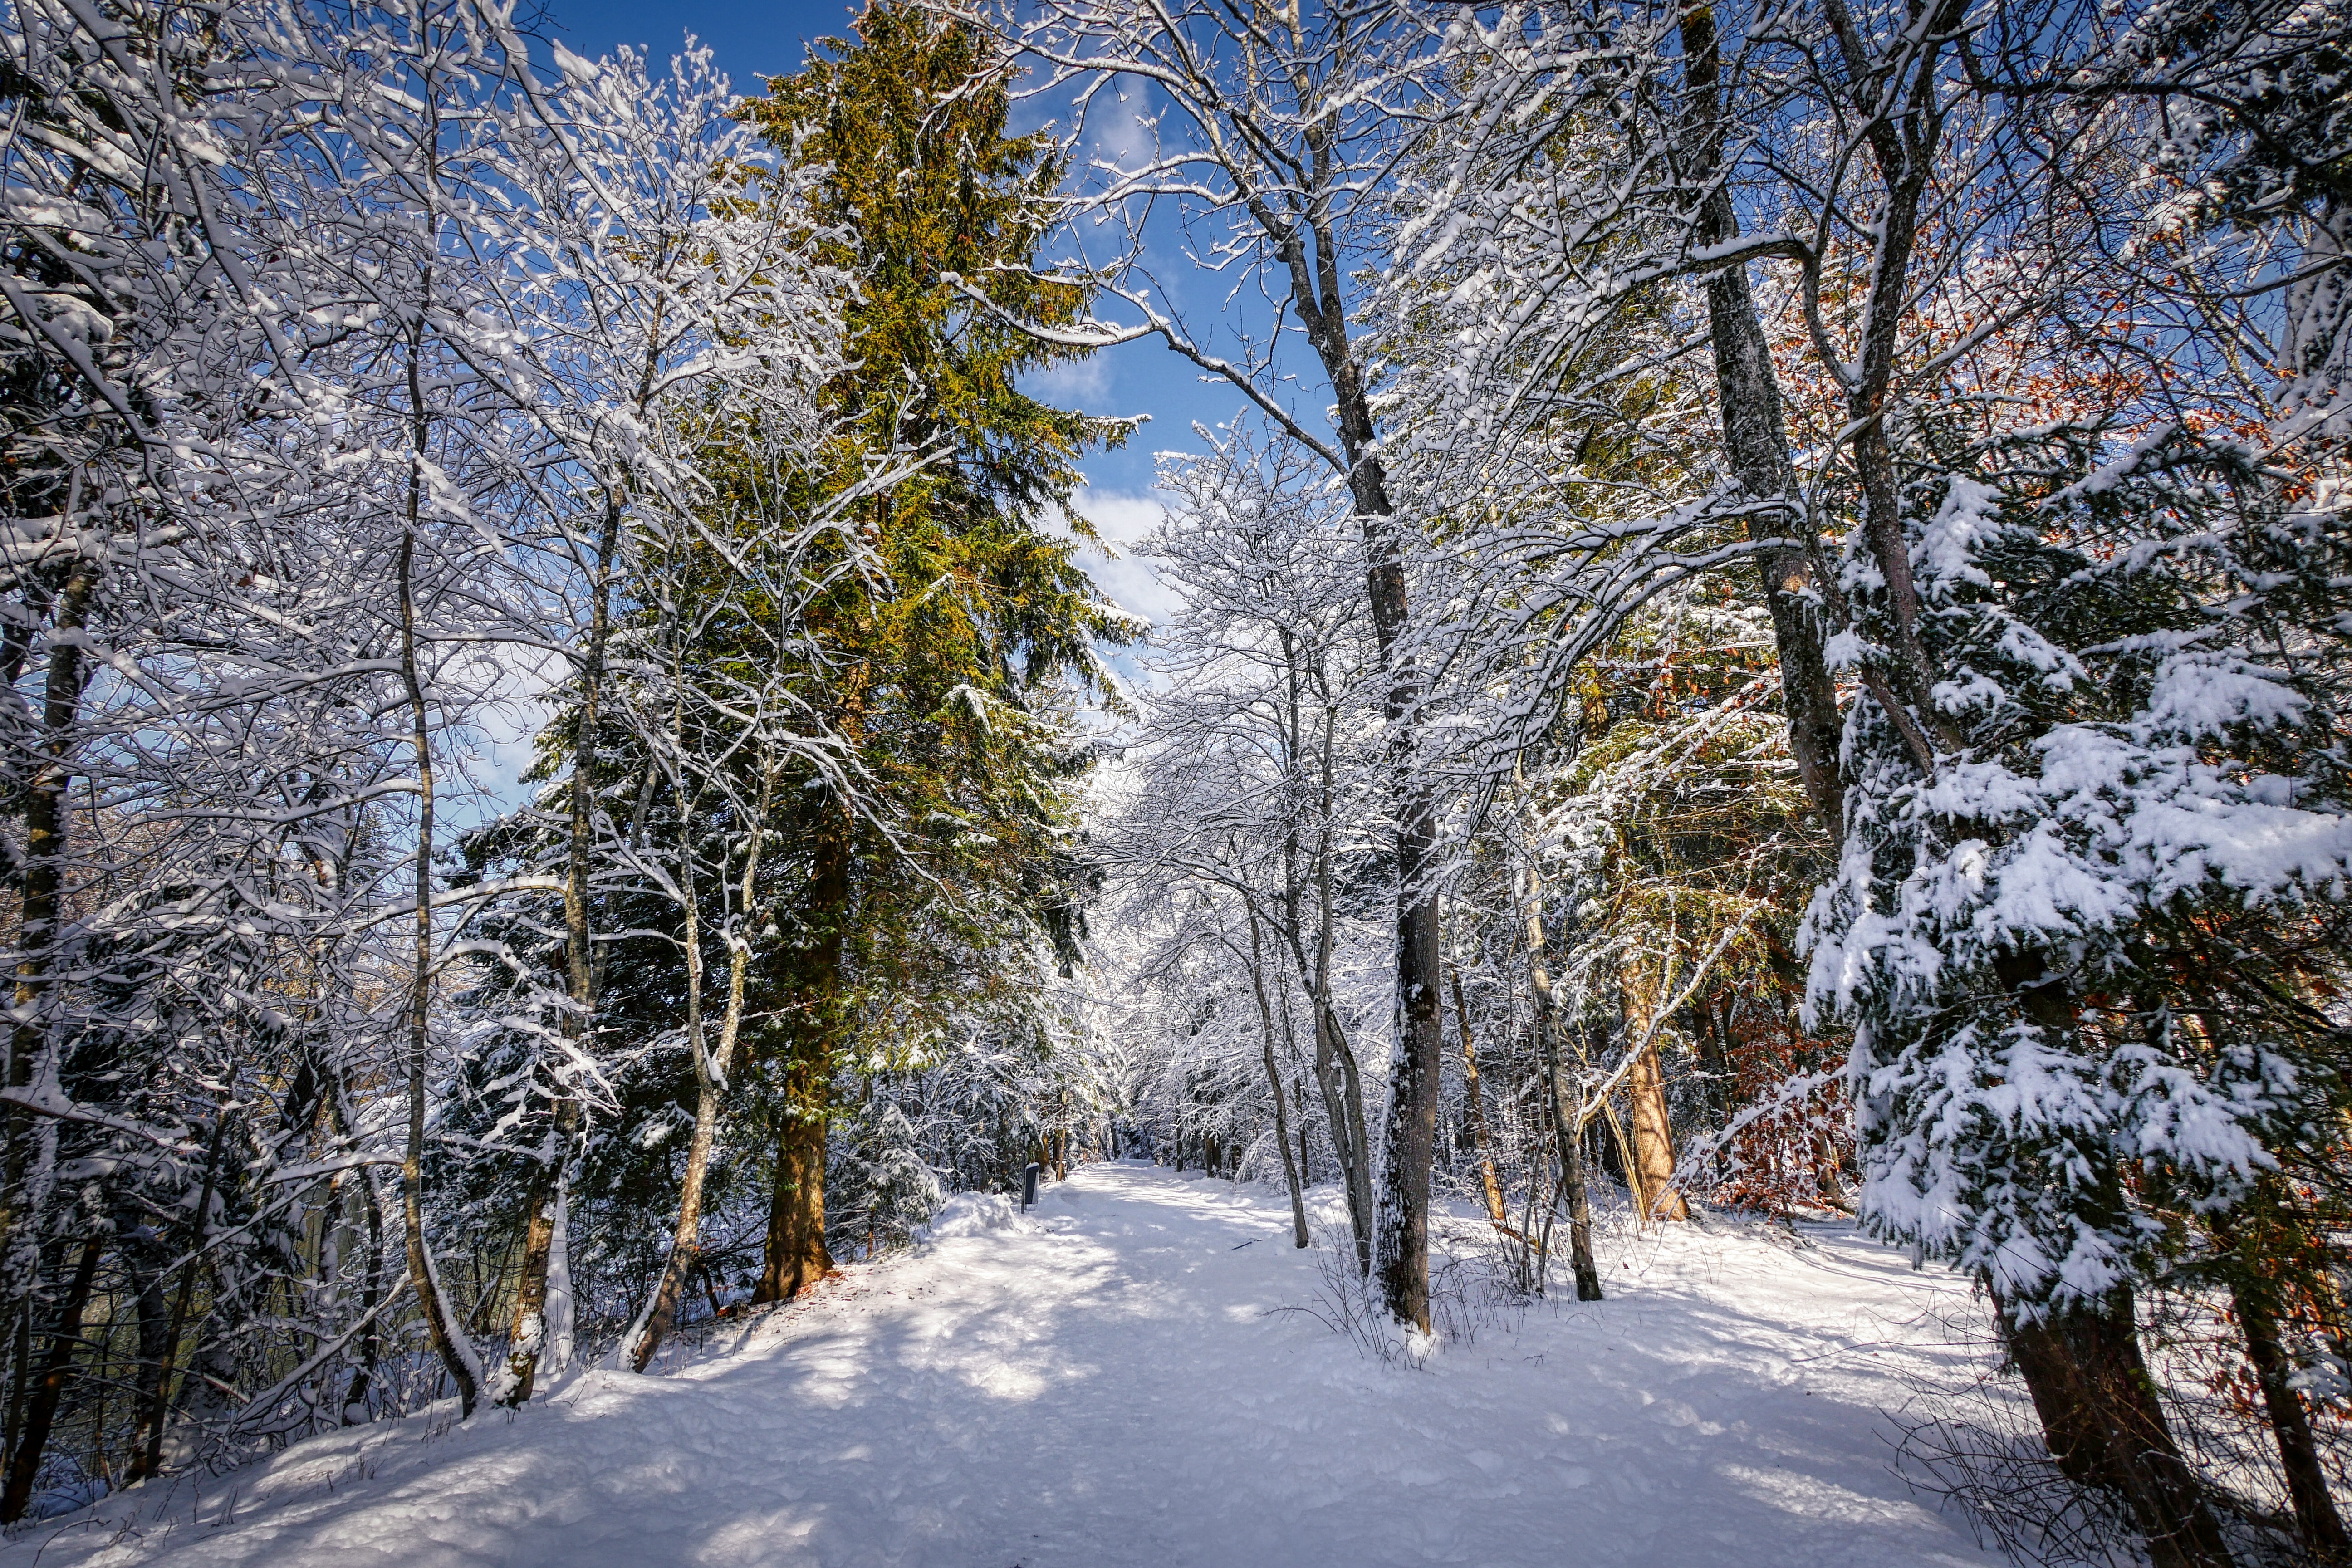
[1021,1162,1041,1211]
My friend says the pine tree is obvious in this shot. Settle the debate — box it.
[733,0,1137,1304]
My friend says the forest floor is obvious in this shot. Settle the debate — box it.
[2,1161,2009,1568]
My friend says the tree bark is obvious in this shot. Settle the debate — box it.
[1522,864,1602,1301]
[334,1086,388,1426]
[1449,968,1509,1232]
[755,1044,833,1304]
[1263,133,1440,1328]
[1995,1290,2236,1568]
[1283,767,1375,1274]
[127,1113,227,1481]
[633,762,775,1369]
[1245,909,1311,1249]
[0,554,100,1341]
[3,1302,27,1470]
[2231,1268,2349,1558]
[1675,0,1844,826]
[1294,1073,1313,1187]
[1371,645,1443,1331]
[1619,961,1689,1223]
[1626,1055,1688,1224]
[755,813,846,1306]
[503,493,626,1405]
[394,315,479,1419]
[0,1232,98,1523]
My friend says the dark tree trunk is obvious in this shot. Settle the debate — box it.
[0,1233,99,1523]
[2233,1276,2348,1558]
[0,556,100,1340]
[1996,1290,2236,1568]
[395,312,479,1419]
[756,1050,833,1304]
[1269,156,1438,1328]
[4,1303,28,1466]
[1245,911,1311,1248]
[1675,1,1843,826]
[1523,865,1602,1301]
[1372,780,1443,1333]
[1294,1075,1313,1187]
[116,1209,166,1480]
[127,1113,226,1480]
[757,730,860,1307]
[336,1094,387,1426]
[1286,821,1374,1274]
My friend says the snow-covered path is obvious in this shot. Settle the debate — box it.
[7,1163,2001,1568]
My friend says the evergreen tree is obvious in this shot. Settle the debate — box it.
[724,1,1137,1304]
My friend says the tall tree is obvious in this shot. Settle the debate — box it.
[1004,0,1460,1332]
[738,1,1135,1305]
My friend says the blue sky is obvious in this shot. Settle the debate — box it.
[537,0,1267,630]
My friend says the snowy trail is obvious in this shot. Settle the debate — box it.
[7,1163,2001,1568]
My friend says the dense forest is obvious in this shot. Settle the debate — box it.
[0,0,2346,1564]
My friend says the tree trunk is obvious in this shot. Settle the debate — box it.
[634,764,774,1368]
[1621,967,1688,1223]
[1522,862,1602,1301]
[1285,799,1374,1274]
[0,1232,99,1523]
[1449,968,1508,1231]
[502,497,624,1405]
[756,668,868,1308]
[1996,1290,2236,1568]
[336,1090,388,1426]
[1625,1046,1687,1223]
[1675,0,1843,827]
[3,1303,28,1469]
[2233,1274,2349,1558]
[755,1042,833,1304]
[1372,784,1443,1333]
[1281,185,1438,1330]
[1245,911,1311,1248]
[394,322,480,1419]
[0,555,100,1342]
[127,1113,227,1480]
[1294,1073,1313,1186]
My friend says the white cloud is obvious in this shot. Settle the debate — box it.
[1026,355,1111,405]
[1065,485,1180,627]
[1073,485,1167,548]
